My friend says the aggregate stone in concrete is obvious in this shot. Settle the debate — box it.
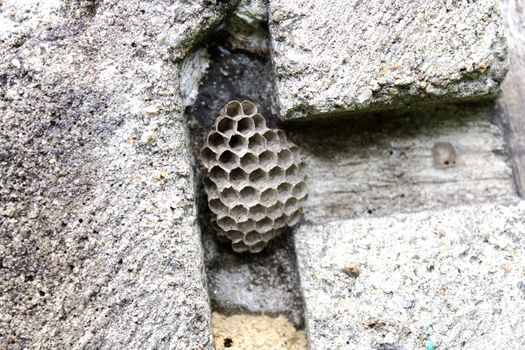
[268,0,508,119]
[0,0,237,348]
[295,202,525,349]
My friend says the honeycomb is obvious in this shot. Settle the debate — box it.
[201,100,306,253]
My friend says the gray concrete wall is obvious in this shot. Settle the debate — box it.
[0,1,237,348]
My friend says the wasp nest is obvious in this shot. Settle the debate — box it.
[201,100,306,253]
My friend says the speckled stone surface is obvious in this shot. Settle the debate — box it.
[268,0,508,119]
[295,202,525,349]
[0,0,236,348]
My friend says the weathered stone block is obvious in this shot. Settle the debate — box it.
[295,202,525,349]
[268,0,508,119]
[0,0,237,348]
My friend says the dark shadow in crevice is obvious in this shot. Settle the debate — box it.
[184,28,305,328]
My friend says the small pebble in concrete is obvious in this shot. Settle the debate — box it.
[432,142,457,169]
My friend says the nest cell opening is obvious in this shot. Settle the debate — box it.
[266,202,283,219]
[217,117,237,134]
[225,230,244,243]
[278,149,293,168]
[263,130,280,150]
[209,166,228,184]
[245,231,261,244]
[240,186,258,205]
[229,134,247,151]
[240,152,259,172]
[209,198,228,214]
[268,166,285,185]
[249,168,267,187]
[259,150,278,170]
[249,241,266,253]
[238,219,256,232]
[225,101,243,117]
[221,187,239,205]
[241,100,257,115]
[229,204,248,220]
[237,117,255,135]
[218,150,239,170]
[248,134,266,153]
[217,216,236,231]
[260,188,278,206]
[232,241,249,253]
[249,204,266,221]
[252,113,266,131]
[230,167,248,186]
[208,132,228,153]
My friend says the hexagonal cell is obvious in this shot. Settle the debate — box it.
[249,204,266,221]
[228,134,247,152]
[230,204,248,221]
[259,150,278,171]
[293,182,307,199]
[278,149,293,168]
[217,216,236,231]
[249,241,267,253]
[274,215,286,229]
[260,188,278,206]
[229,167,248,187]
[276,129,288,143]
[225,100,243,117]
[298,161,307,173]
[221,187,239,205]
[209,165,228,184]
[249,168,267,188]
[286,210,301,226]
[284,198,299,215]
[201,147,216,168]
[252,113,266,131]
[266,202,284,219]
[268,166,285,186]
[238,219,256,232]
[240,186,259,206]
[240,152,258,173]
[232,241,250,253]
[285,164,298,177]
[248,133,266,153]
[277,182,293,196]
[241,100,257,115]
[217,116,237,134]
[207,132,228,153]
[237,116,255,135]
[256,217,273,233]
[263,130,280,150]
[218,150,239,170]
[209,198,228,215]
[225,230,244,243]
[245,231,261,244]
[260,230,274,242]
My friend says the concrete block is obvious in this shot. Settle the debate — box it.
[0,0,236,348]
[295,202,525,349]
[268,0,508,119]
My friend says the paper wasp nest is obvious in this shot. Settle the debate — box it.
[201,100,306,253]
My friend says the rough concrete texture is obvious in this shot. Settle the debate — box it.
[287,102,517,223]
[0,0,237,348]
[295,202,525,349]
[268,0,508,119]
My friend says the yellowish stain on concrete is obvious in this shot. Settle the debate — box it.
[212,312,307,350]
